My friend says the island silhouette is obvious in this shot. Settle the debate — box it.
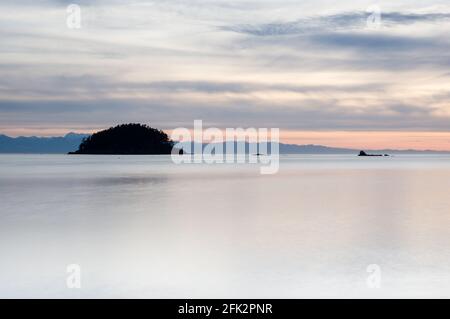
[69,123,176,155]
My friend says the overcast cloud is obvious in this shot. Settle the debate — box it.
[1,0,450,136]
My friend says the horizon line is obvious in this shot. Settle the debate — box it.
[1,131,450,153]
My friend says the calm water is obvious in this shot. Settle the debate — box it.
[0,154,449,298]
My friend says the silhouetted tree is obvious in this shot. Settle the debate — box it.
[69,123,174,154]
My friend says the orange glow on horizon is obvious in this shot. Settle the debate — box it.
[279,131,450,151]
[2,127,450,151]
[166,129,450,151]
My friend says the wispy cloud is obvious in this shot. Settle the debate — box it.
[222,12,450,36]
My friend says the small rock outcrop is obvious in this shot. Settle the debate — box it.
[358,150,388,157]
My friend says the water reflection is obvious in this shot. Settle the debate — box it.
[0,155,450,297]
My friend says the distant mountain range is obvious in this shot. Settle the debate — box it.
[278,143,449,154]
[0,133,448,154]
[0,133,89,154]
[176,141,449,155]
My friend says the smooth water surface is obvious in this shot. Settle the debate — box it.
[0,154,449,298]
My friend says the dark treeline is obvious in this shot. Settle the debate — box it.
[69,123,174,154]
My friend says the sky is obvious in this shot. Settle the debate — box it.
[1,0,450,150]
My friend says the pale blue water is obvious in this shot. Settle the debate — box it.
[0,154,449,298]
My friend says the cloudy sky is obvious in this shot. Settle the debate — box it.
[1,0,450,150]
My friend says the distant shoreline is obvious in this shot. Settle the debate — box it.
[1,133,450,154]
